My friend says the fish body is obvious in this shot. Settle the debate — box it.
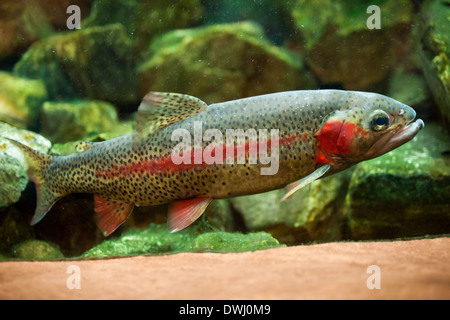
[6,90,424,235]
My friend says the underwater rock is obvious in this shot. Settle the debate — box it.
[0,207,34,256]
[48,120,135,156]
[387,68,431,108]
[40,100,119,144]
[230,191,283,230]
[0,0,92,61]
[346,122,450,240]
[417,0,450,131]
[35,0,92,31]
[230,170,351,244]
[13,24,139,109]
[29,193,105,258]
[0,72,48,129]
[81,223,282,258]
[287,0,415,90]
[197,199,237,232]
[0,1,53,61]
[138,21,316,104]
[83,0,203,56]
[192,231,282,253]
[13,239,63,260]
[82,223,201,258]
[0,122,51,208]
[201,0,291,45]
[387,68,435,121]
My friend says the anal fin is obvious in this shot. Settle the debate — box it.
[94,194,134,236]
[168,197,212,233]
[281,164,331,201]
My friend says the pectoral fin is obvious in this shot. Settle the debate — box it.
[168,197,212,233]
[281,164,331,201]
[134,92,208,139]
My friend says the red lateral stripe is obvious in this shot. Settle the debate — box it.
[95,133,304,179]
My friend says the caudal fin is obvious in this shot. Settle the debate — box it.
[5,138,61,225]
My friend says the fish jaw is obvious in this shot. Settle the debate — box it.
[363,100,424,159]
[365,118,424,160]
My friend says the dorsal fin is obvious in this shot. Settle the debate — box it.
[134,92,208,137]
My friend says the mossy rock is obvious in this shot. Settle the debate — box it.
[417,0,450,131]
[40,100,120,143]
[0,122,51,207]
[48,120,134,156]
[347,122,450,240]
[0,72,48,129]
[81,223,283,258]
[83,0,203,56]
[387,68,431,108]
[0,123,50,255]
[138,21,316,104]
[13,239,64,260]
[13,24,139,109]
[0,2,54,61]
[286,0,415,89]
[192,231,282,253]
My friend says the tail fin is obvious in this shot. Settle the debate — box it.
[5,138,61,225]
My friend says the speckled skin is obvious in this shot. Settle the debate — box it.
[45,90,415,208]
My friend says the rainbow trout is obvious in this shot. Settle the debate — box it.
[7,90,424,236]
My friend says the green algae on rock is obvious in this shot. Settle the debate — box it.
[287,0,415,90]
[138,21,316,104]
[81,223,283,258]
[0,122,51,207]
[48,120,135,156]
[0,71,48,129]
[192,231,282,253]
[387,68,431,109]
[347,123,450,240]
[201,0,292,45]
[0,1,54,60]
[417,0,450,131]
[0,122,50,257]
[13,24,139,108]
[13,239,63,260]
[40,100,119,144]
[83,0,203,56]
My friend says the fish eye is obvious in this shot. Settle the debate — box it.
[370,110,390,131]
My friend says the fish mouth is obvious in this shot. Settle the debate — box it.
[365,119,424,159]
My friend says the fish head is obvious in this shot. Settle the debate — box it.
[315,92,424,168]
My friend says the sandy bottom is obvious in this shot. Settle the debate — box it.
[0,237,449,300]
